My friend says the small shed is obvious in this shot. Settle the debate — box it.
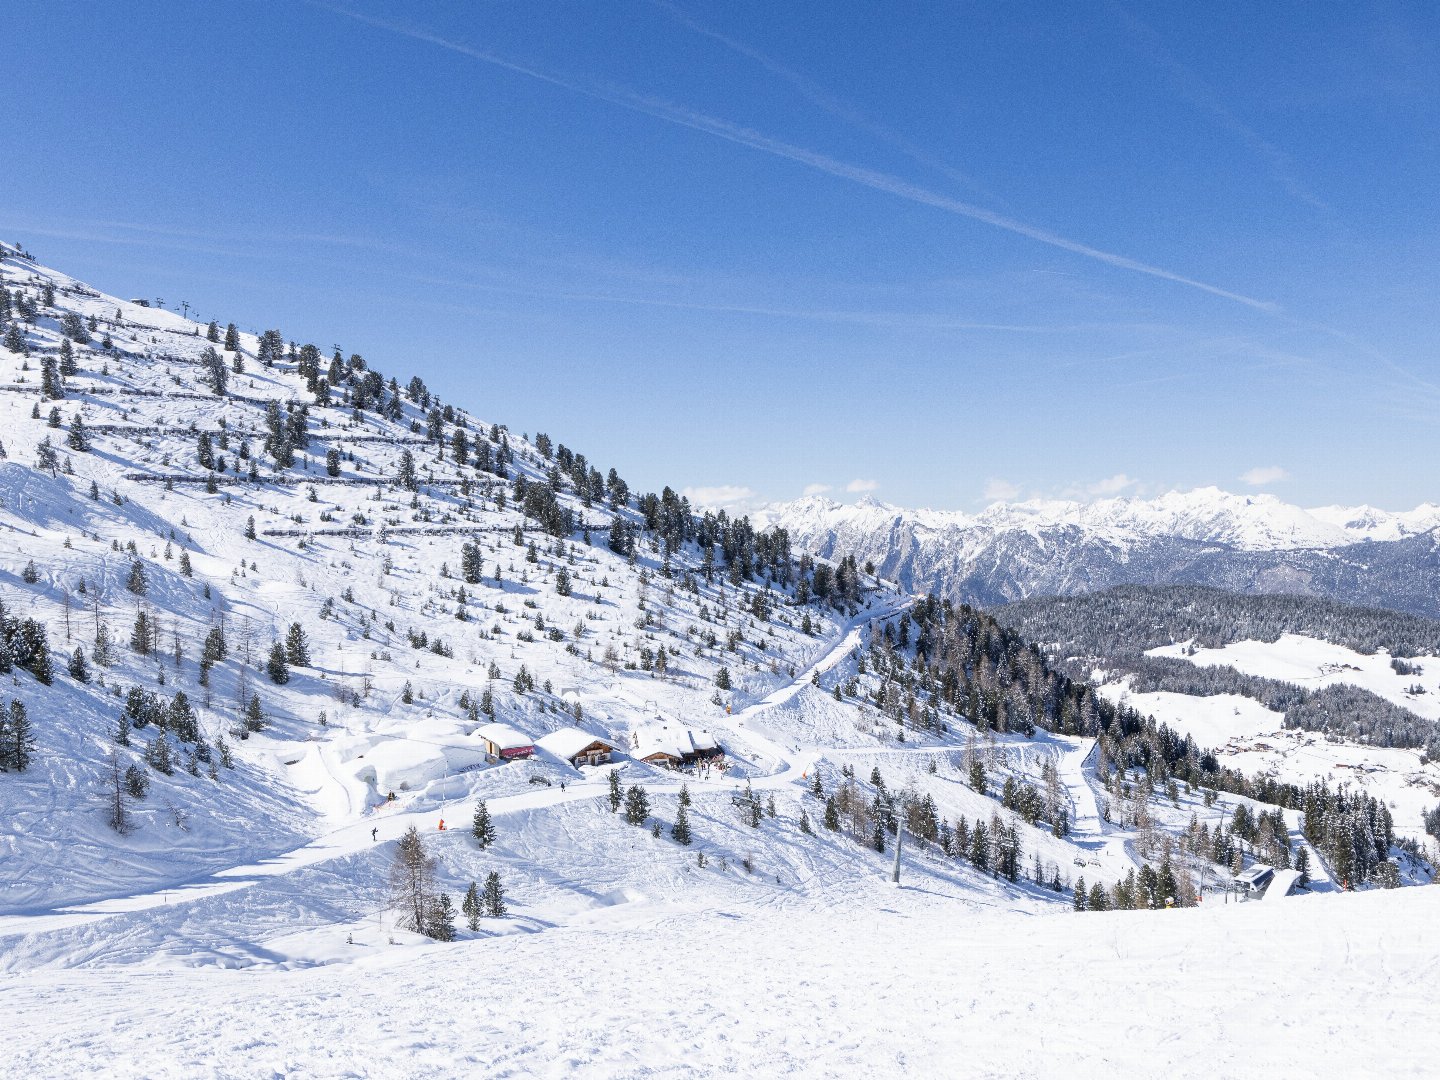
[537,727,616,768]
[475,722,535,761]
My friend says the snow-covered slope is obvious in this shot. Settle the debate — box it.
[1148,633,1440,722]
[758,491,1440,616]
[6,887,1436,1079]
[1,244,1434,1076]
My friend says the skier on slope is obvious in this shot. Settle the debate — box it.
[371,827,378,842]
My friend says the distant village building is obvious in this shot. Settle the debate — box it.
[475,722,535,761]
[537,727,616,768]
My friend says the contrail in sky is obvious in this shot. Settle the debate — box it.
[316,2,1276,311]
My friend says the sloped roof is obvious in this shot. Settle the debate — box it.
[537,726,615,760]
[633,721,719,761]
[475,722,533,750]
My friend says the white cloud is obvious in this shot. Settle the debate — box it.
[983,478,1021,502]
[802,483,832,497]
[681,485,756,508]
[846,478,879,494]
[1087,473,1138,497]
[1239,466,1288,487]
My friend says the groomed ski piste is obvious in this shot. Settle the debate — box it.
[1,246,1437,1077]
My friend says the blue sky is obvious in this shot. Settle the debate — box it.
[7,1,1438,511]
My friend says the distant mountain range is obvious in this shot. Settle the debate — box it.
[756,490,1440,618]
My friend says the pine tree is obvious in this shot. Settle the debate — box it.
[462,881,481,931]
[1074,876,1087,911]
[810,771,824,798]
[624,784,650,825]
[969,758,986,795]
[678,783,691,808]
[471,799,496,848]
[244,516,256,540]
[35,435,59,475]
[0,700,35,771]
[245,692,264,731]
[482,871,506,917]
[178,551,193,577]
[460,541,482,585]
[149,733,174,775]
[871,816,886,853]
[325,448,341,477]
[92,621,114,667]
[125,559,148,596]
[824,796,840,831]
[426,893,457,941]
[799,811,813,835]
[40,356,63,399]
[200,346,227,396]
[224,322,239,351]
[714,666,732,690]
[284,622,310,666]
[397,449,418,491]
[124,763,149,799]
[969,820,990,870]
[266,642,290,684]
[202,625,227,664]
[672,802,692,845]
[1295,845,1311,888]
[607,770,623,812]
[67,646,89,683]
[67,414,89,452]
[207,320,220,342]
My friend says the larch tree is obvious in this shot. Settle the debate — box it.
[389,825,438,934]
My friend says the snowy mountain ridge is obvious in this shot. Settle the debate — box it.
[757,491,1440,616]
[766,489,1440,553]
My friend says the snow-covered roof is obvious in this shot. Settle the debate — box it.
[475,722,533,750]
[1235,864,1274,886]
[537,727,614,760]
[633,721,719,761]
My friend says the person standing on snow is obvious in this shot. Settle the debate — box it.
[371,827,378,842]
